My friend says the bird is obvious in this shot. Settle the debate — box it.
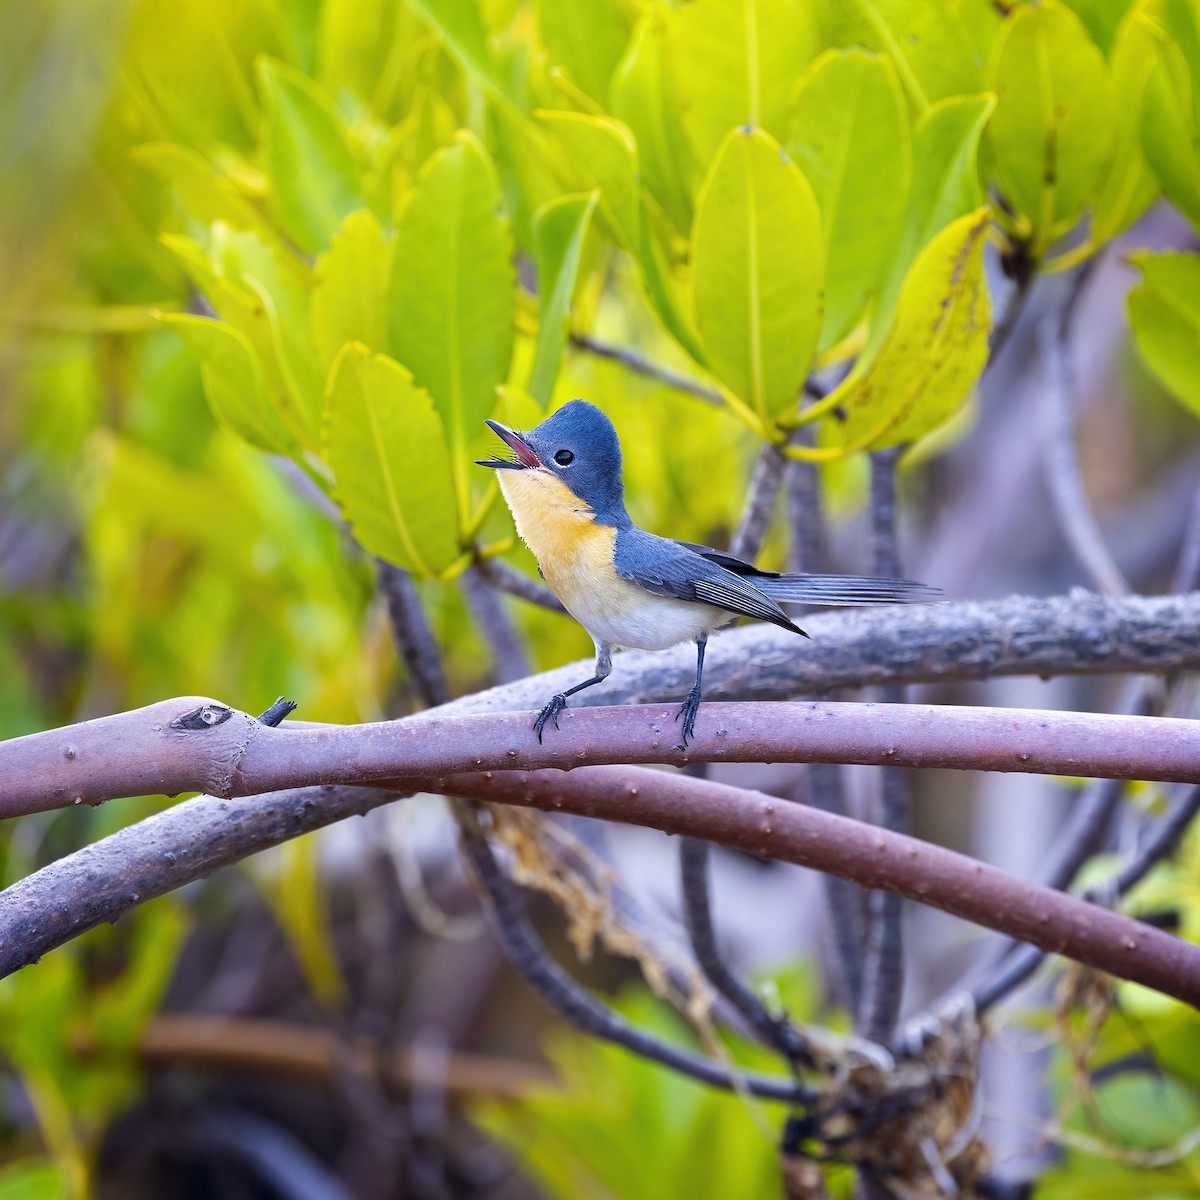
[476,399,940,747]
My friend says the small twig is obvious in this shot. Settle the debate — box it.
[860,448,910,1045]
[569,332,723,404]
[458,821,814,1103]
[987,262,1034,365]
[377,560,450,707]
[257,697,298,728]
[459,566,531,684]
[472,557,565,613]
[1171,483,1200,595]
[730,444,787,562]
[785,459,832,576]
[678,836,815,1066]
[973,783,1200,1013]
[1037,264,1128,596]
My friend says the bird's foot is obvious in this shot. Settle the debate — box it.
[533,693,568,743]
[674,686,702,750]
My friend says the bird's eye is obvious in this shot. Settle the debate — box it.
[554,449,575,466]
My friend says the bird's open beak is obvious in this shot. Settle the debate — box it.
[475,420,542,470]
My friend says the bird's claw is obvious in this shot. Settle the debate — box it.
[674,687,702,750]
[534,693,568,743]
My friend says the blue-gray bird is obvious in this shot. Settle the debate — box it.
[477,399,938,746]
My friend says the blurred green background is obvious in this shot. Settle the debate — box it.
[3,0,1200,1196]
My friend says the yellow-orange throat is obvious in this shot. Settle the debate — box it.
[496,470,616,600]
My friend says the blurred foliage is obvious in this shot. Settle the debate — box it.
[3,0,1200,1195]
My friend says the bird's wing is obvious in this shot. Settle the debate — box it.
[616,530,806,635]
[673,539,941,607]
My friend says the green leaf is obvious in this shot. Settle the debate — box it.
[1064,0,1135,53]
[0,1162,70,1200]
[324,345,461,576]
[1092,9,1161,244]
[612,14,696,236]
[529,192,598,408]
[787,49,911,352]
[163,315,295,453]
[405,0,513,100]
[824,207,992,453]
[258,58,364,253]
[536,110,641,251]
[824,0,982,114]
[666,0,818,167]
[537,0,631,106]
[1128,252,1200,419]
[312,210,394,376]
[132,143,278,241]
[691,127,823,430]
[1139,13,1200,230]
[877,93,995,331]
[388,131,515,523]
[986,1,1118,253]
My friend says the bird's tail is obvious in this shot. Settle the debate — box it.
[754,573,942,607]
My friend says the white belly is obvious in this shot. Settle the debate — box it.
[565,583,728,651]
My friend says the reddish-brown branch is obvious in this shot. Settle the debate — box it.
[4,697,1199,819]
[3,767,1199,1010]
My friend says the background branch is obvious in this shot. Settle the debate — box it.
[427,591,1200,719]
[5,766,1200,1009]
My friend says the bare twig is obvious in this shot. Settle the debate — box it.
[974,783,1200,1013]
[459,566,531,684]
[428,591,1200,720]
[459,824,813,1102]
[10,697,1200,818]
[1171,483,1200,596]
[1037,265,1128,596]
[472,557,564,613]
[860,448,911,1045]
[377,560,450,707]
[128,1014,555,1101]
[569,332,723,404]
[987,265,1034,365]
[678,836,814,1065]
[6,767,1200,1007]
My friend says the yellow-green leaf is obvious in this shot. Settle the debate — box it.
[1092,7,1161,244]
[824,0,981,114]
[258,58,364,254]
[405,0,514,101]
[612,15,696,236]
[324,345,461,576]
[986,1,1117,253]
[537,0,631,106]
[787,49,911,352]
[163,315,295,454]
[876,93,995,338]
[388,132,515,524]
[691,127,823,429]
[1128,251,1200,418]
[536,110,641,250]
[529,192,598,407]
[1139,12,1200,231]
[312,210,394,376]
[666,0,818,166]
[825,207,992,453]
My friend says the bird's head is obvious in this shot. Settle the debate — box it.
[476,399,627,522]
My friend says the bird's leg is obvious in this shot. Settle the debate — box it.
[534,641,613,742]
[675,636,707,750]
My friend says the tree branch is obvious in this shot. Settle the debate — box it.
[472,557,565,613]
[1037,289,1128,596]
[5,767,1200,1009]
[973,782,1200,1012]
[426,591,1200,719]
[459,566,531,683]
[376,560,449,707]
[569,332,723,405]
[7,697,1200,818]
[861,448,910,1045]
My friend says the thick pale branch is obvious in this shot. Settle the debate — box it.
[426,591,1200,718]
[3,767,1199,1010]
[5,697,1200,818]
